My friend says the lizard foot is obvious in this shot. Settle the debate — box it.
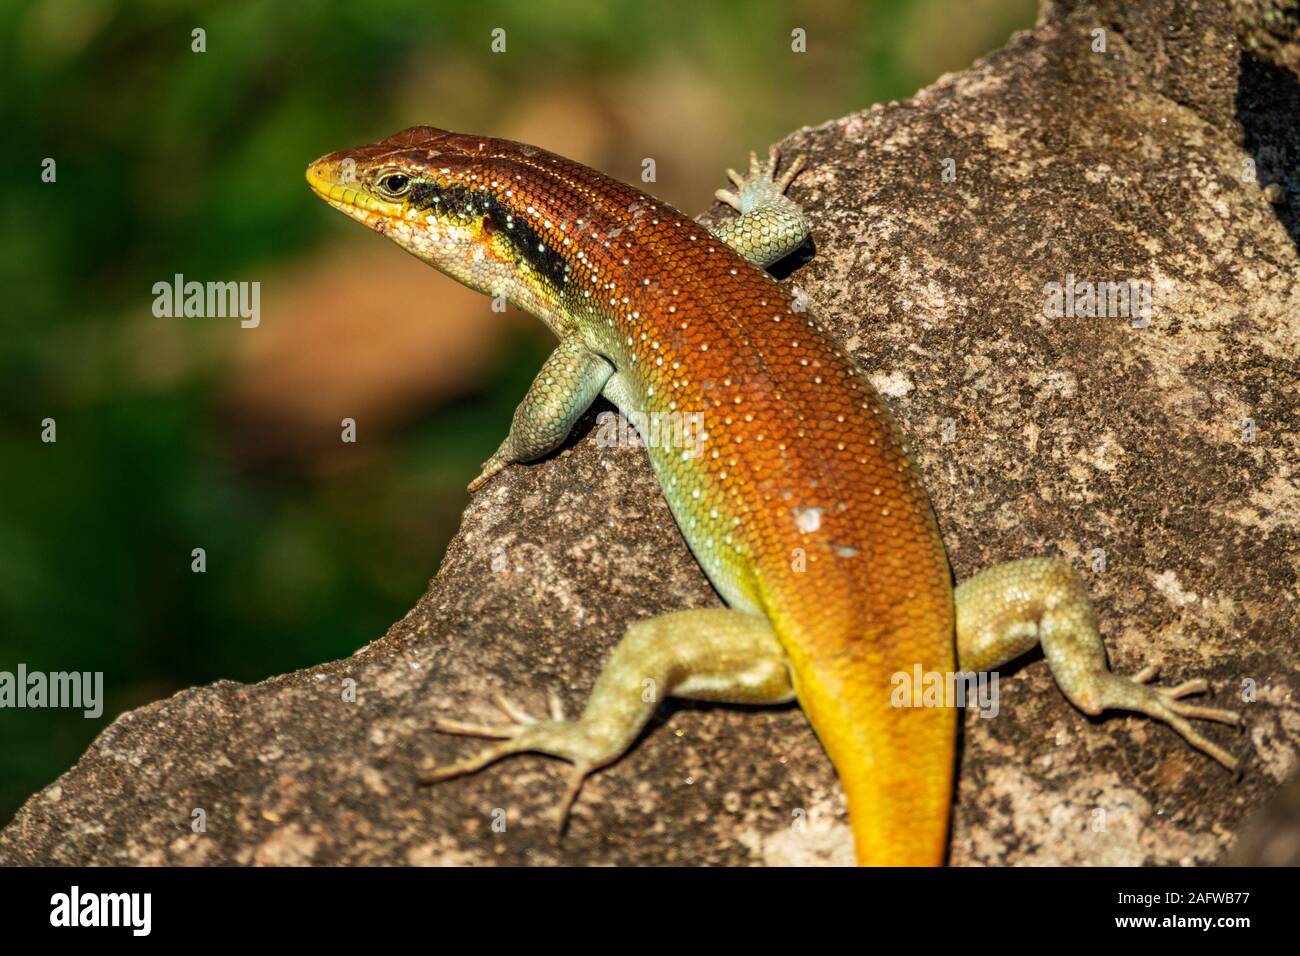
[1084,663,1242,772]
[467,454,509,492]
[419,691,602,833]
[715,144,806,213]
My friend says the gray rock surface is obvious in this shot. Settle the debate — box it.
[2,0,1296,865]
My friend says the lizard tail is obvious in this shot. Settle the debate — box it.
[778,623,957,866]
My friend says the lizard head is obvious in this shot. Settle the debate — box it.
[306,126,567,305]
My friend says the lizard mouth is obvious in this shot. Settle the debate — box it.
[305,159,403,228]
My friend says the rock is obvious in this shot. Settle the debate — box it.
[2,0,1296,865]
[1226,767,1300,865]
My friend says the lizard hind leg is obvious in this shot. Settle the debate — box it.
[711,145,810,269]
[419,607,796,833]
[954,557,1242,771]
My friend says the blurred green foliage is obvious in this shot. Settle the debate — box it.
[0,0,1033,824]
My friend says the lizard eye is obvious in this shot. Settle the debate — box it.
[376,173,411,198]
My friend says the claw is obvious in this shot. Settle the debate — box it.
[419,739,515,785]
[1169,700,1241,725]
[1132,663,1160,684]
[467,462,502,492]
[719,147,806,209]
[777,154,807,191]
[1099,665,1242,772]
[422,690,596,829]
[548,689,567,722]
[494,693,537,725]
[432,716,518,738]
[1152,706,1241,772]
[554,764,591,835]
[715,187,742,211]
[1160,678,1209,700]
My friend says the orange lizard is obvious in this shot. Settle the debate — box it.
[307,128,1240,864]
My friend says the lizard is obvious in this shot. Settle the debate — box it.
[306,126,1241,865]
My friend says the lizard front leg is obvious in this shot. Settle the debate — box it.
[711,145,810,268]
[955,557,1241,769]
[419,607,794,831]
[469,336,613,491]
